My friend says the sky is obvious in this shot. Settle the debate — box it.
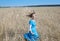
[0,0,60,6]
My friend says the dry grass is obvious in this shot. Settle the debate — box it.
[0,7,60,41]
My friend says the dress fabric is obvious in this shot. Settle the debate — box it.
[24,19,39,41]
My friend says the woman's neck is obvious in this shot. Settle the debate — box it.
[29,18,35,20]
[32,18,34,20]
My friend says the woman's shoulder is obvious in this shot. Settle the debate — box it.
[29,19,34,22]
[29,19,35,23]
[29,19,32,23]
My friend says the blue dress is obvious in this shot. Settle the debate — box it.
[24,19,39,41]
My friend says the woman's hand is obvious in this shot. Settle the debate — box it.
[29,30,34,35]
[31,32,34,35]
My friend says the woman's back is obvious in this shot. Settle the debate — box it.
[29,19,38,37]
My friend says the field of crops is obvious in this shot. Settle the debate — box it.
[0,7,60,41]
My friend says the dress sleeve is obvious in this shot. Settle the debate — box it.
[29,20,32,25]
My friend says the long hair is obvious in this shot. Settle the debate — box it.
[26,10,35,18]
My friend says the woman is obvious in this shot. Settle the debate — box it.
[24,11,39,41]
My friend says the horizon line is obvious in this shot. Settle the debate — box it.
[0,4,60,8]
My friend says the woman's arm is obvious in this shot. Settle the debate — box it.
[29,25,34,34]
[29,20,34,34]
[29,25,32,31]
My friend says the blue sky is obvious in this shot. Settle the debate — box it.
[0,0,60,6]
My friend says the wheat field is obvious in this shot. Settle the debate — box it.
[0,7,60,41]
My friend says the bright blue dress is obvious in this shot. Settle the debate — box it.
[24,19,39,41]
